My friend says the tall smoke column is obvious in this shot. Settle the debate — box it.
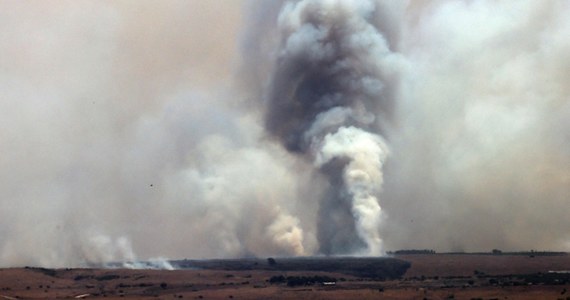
[261,0,402,255]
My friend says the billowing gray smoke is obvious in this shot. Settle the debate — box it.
[259,0,403,255]
[0,0,569,268]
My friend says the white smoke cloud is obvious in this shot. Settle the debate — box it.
[83,235,135,265]
[0,0,568,268]
[267,210,305,256]
[381,0,570,252]
[0,0,317,267]
[315,126,389,255]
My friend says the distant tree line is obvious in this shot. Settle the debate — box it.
[492,250,567,257]
[387,249,567,256]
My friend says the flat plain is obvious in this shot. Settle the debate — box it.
[0,254,569,299]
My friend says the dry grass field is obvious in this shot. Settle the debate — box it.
[0,254,569,299]
[400,254,570,277]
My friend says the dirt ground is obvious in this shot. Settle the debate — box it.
[0,254,569,299]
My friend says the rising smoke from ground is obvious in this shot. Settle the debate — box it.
[254,0,404,255]
[0,0,569,267]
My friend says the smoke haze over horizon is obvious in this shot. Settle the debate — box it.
[0,0,568,267]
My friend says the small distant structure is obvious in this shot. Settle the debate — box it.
[322,281,336,286]
[74,294,91,299]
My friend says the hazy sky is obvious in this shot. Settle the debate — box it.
[0,0,568,267]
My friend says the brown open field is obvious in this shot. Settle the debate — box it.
[0,254,569,299]
[400,254,570,277]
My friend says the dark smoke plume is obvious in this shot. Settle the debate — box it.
[258,0,405,255]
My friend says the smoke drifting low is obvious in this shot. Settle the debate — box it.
[0,0,569,267]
